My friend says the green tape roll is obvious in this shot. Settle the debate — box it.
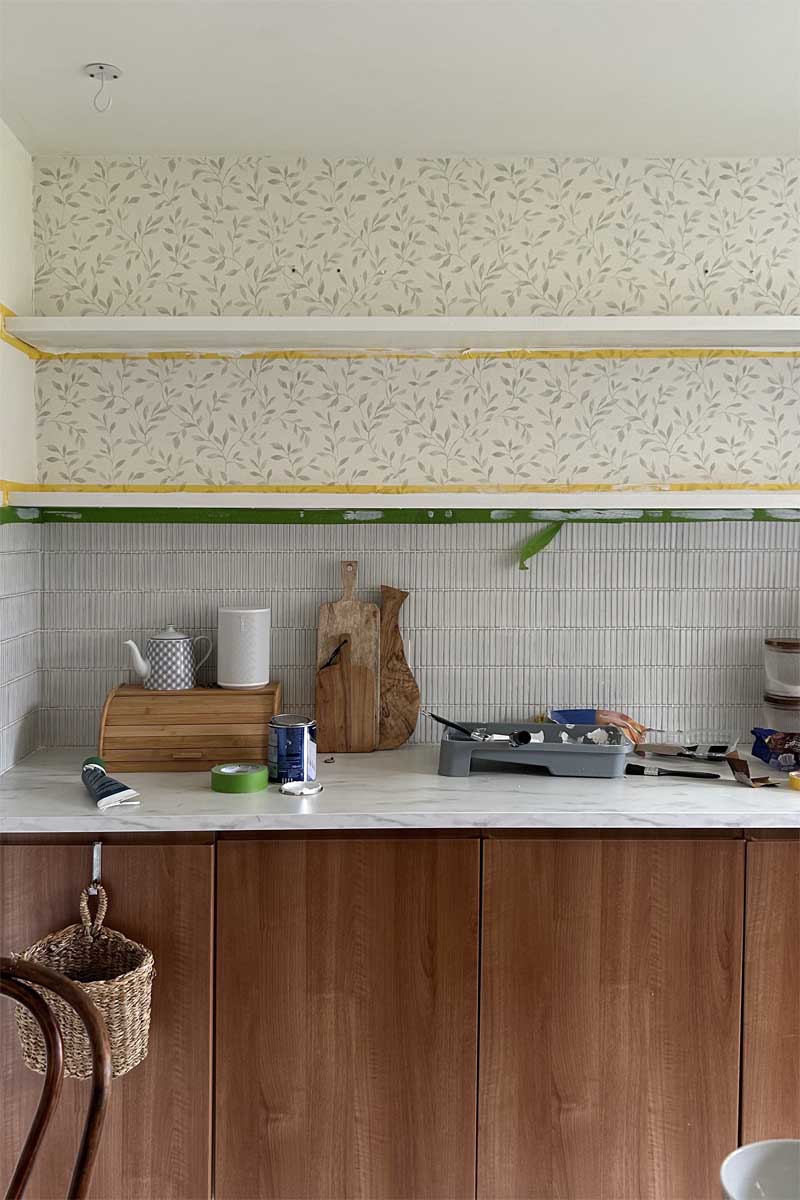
[211,763,269,793]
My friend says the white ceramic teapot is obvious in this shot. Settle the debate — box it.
[124,625,212,691]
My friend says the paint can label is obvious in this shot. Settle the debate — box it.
[268,716,317,783]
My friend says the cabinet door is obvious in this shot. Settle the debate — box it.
[479,838,744,1200]
[0,841,214,1200]
[216,837,480,1200]
[742,839,800,1141]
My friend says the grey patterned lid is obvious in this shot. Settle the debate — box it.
[150,624,191,641]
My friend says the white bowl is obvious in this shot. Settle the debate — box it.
[720,1139,800,1200]
[765,639,800,698]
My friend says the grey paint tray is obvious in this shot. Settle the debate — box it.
[437,722,632,778]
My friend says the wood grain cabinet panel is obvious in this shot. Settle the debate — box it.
[742,839,800,1141]
[0,842,214,1200]
[215,837,480,1200]
[478,838,744,1200]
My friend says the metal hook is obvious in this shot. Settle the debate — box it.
[83,63,121,114]
[92,74,112,113]
[88,842,102,895]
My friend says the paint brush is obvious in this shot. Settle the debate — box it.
[626,763,720,780]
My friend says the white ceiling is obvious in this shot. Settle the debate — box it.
[2,0,799,157]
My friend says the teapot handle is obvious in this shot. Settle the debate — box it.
[193,635,212,670]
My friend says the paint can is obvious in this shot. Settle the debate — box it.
[268,714,317,783]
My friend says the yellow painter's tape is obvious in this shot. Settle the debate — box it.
[3,480,799,497]
[6,345,800,363]
[0,307,46,359]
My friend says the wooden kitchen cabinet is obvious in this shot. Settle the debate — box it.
[0,840,214,1200]
[215,837,480,1200]
[478,838,744,1200]
[742,838,800,1141]
[4,831,794,1200]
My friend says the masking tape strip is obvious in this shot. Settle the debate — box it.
[3,480,799,497]
[6,345,800,363]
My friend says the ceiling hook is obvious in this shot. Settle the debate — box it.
[83,63,122,114]
[93,74,111,113]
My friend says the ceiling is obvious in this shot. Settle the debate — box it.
[2,0,799,157]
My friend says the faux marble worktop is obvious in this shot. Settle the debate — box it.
[1,748,798,833]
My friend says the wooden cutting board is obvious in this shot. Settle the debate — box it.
[378,585,420,749]
[315,560,380,752]
[98,682,282,771]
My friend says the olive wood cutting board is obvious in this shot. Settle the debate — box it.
[315,560,380,752]
[378,585,420,749]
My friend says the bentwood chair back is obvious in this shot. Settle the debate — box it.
[1,956,112,1200]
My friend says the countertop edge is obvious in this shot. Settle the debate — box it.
[3,813,800,834]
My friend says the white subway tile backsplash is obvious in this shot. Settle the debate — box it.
[0,713,40,774]
[39,708,100,748]
[0,524,42,770]
[0,525,41,553]
[0,551,41,599]
[0,632,41,682]
[33,519,799,750]
[0,592,42,640]
[0,672,40,728]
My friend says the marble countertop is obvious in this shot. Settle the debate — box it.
[1,747,798,833]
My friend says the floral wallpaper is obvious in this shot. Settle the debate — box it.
[30,154,800,488]
[34,156,800,317]
[36,355,800,485]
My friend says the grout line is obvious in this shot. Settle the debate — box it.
[40,547,800,554]
[0,713,40,731]
[0,670,42,687]
[37,584,800,591]
[34,664,770,672]
[35,625,798,634]
[0,590,42,600]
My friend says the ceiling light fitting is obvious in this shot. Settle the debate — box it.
[83,63,122,113]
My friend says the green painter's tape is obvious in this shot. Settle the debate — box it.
[1,505,41,524]
[4,505,800,525]
[518,522,564,569]
[211,763,269,793]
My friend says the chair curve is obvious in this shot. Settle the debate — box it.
[1,956,112,1200]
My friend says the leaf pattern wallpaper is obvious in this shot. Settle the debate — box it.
[31,154,800,487]
[36,355,800,486]
[34,156,799,317]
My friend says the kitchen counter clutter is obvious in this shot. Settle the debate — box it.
[1,746,798,833]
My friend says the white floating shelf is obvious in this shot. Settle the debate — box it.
[8,489,800,512]
[7,315,800,355]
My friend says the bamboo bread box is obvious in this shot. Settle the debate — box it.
[98,683,282,771]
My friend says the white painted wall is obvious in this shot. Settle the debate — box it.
[0,117,36,483]
[0,119,33,312]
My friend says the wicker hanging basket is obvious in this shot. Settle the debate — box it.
[15,885,155,1079]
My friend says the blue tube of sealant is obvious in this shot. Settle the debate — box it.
[81,756,141,811]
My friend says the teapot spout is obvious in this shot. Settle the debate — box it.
[124,639,151,680]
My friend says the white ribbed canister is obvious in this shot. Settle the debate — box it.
[217,608,271,689]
